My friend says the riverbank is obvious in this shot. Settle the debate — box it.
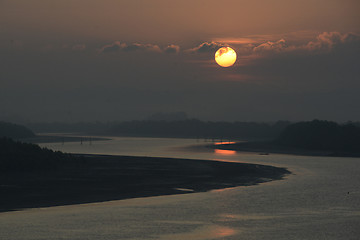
[211,141,360,157]
[0,154,290,212]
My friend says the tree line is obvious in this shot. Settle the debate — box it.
[0,137,76,172]
[276,120,360,152]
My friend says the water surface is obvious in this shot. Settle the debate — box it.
[1,136,359,239]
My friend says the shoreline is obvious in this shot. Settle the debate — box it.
[0,154,290,213]
[19,134,111,144]
[210,141,360,158]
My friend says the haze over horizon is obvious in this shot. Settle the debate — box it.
[1,0,359,123]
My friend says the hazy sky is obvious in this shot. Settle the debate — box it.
[1,0,359,122]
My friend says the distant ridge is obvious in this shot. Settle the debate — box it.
[0,121,35,139]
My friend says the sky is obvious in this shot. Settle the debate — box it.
[1,0,360,122]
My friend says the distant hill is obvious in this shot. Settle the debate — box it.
[0,121,35,139]
[276,120,360,153]
[147,112,188,121]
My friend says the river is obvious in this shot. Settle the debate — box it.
[0,136,359,239]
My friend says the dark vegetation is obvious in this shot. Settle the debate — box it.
[216,120,360,156]
[276,120,360,152]
[0,138,73,172]
[0,138,289,212]
[0,121,35,139]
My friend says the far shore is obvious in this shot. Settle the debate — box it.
[19,134,111,144]
[19,133,360,158]
[0,154,290,213]
[209,141,360,158]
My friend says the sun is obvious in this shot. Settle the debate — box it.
[215,47,237,67]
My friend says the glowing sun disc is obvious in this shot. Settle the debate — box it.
[215,47,237,67]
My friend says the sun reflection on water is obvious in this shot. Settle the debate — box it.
[214,149,237,155]
[214,141,236,145]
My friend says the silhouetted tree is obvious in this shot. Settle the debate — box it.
[276,120,360,152]
[0,137,72,172]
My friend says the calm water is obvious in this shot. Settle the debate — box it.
[1,136,359,239]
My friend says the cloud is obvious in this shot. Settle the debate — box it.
[100,41,161,53]
[251,32,360,54]
[305,32,360,51]
[2,31,360,123]
[227,31,360,88]
[215,47,232,57]
[253,39,287,53]
[32,32,359,57]
[100,41,180,54]
[164,44,180,54]
[100,41,123,53]
[122,43,161,52]
[186,42,227,53]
